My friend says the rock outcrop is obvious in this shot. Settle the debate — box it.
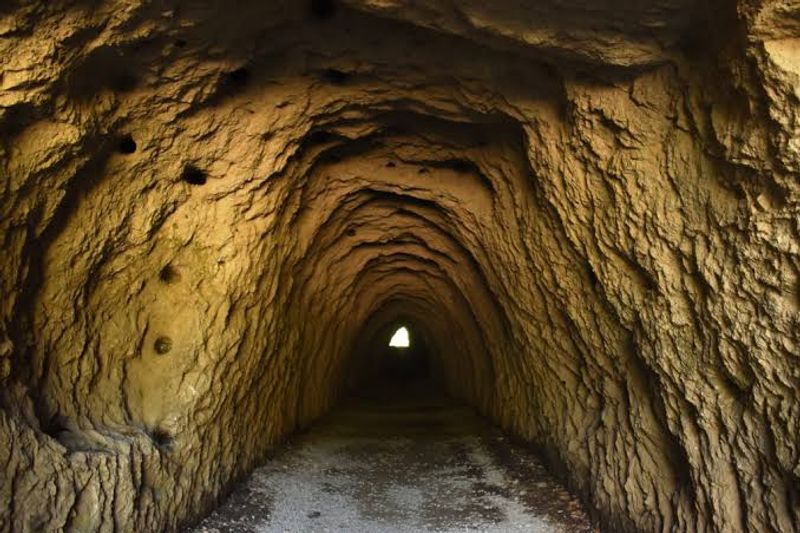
[1,1,798,531]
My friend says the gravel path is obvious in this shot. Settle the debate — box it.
[190,383,594,532]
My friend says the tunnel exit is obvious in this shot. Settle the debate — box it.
[365,323,433,387]
[389,326,410,347]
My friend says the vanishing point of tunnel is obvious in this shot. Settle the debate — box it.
[1,1,799,532]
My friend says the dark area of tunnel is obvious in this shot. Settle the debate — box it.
[346,318,434,396]
[275,106,531,415]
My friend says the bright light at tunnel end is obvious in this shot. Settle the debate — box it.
[389,326,410,348]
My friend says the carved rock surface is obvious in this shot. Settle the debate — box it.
[0,1,798,531]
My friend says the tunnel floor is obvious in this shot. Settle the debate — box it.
[190,381,595,532]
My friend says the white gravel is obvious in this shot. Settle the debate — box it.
[191,390,588,533]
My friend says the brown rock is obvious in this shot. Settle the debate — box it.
[0,1,798,531]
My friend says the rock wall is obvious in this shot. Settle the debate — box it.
[1,1,798,531]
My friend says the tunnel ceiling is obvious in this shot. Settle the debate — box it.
[1,1,799,532]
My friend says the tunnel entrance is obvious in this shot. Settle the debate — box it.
[377,324,430,385]
[388,326,410,347]
[344,317,442,393]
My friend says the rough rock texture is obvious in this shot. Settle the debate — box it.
[0,0,798,531]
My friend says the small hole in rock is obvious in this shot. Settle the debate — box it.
[154,336,172,355]
[181,164,207,185]
[117,134,137,154]
[159,264,180,283]
[150,428,174,450]
[42,414,69,439]
[307,511,321,519]
[310,0,336,20]
[346,228,356,237]
[321,68,350,85]
[386,161,396,168]
[418,167,429,174]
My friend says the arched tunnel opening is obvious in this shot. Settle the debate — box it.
[356,321,431,386]
[1,1,800,532]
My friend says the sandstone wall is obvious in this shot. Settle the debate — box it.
[1,1,798,531]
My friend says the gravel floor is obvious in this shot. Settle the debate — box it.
[189,382,595,533]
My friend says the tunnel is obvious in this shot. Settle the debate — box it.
[1,0,799,531]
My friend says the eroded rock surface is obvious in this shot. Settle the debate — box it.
[0,1,798,531]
